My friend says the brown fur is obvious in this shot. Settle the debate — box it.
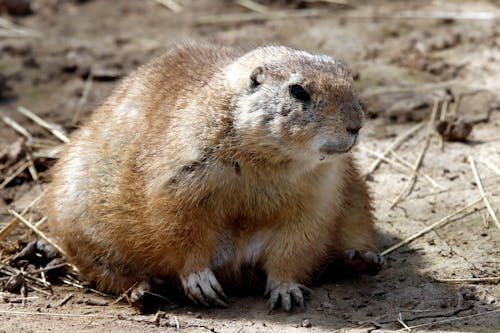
[46,44,376,309]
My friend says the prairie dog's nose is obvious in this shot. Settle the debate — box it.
[341,101,364,132]
[346,126,360,135]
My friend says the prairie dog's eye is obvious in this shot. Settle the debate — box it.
[289,84,310,101]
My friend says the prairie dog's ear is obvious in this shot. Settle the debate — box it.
[249,66,266,89]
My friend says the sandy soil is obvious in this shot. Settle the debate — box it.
[0,0,499,332]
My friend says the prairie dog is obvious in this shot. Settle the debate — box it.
[46,44,382,311]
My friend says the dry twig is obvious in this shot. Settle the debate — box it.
[58,293,74,307]
[16,106,69,143]
[361,147,443,189]
[439,100,448,150]
[0,18,40,38]
[390,98,439,208]
[236,0,270,14]
[196,9,323,25]
[0,159,30,190]
[478,159,500,176]
[397,309,500,331]
[154,0,182,12]
[0,189,45,241]
[381,197,484,256]
[397,313,410,330]
[468,156,500,229]
[72,70,93,125]
[365,123,425,176]
[1,115,33,143]
[7,209,67,257]
[435,276,500,283]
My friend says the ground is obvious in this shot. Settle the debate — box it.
[0,0,499,332]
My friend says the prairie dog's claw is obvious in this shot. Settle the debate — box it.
[265,279,312,312]
[181,268,227,308]
[343,249,385,273]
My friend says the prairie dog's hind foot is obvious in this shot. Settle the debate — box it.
[341,249,385,274]
[130,281,152,303]
[181,268,227,308]
[265,279,312,312]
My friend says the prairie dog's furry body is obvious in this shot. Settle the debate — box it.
[46,45,380,311]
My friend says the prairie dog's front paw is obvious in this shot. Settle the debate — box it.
[181,268,227,307]
[265,279,312,312]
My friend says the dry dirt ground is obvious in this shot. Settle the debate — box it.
[0,0,499,332]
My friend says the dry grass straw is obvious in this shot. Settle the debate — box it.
[0,17,40,38]
[478,159,500,176]
[468,156,500,229]
[438,99,448,150]
[60,277,109,297]
[7,209,67,257]
[155,0,182,13]
[380,196,485,256]
[0,190,45,241]
[196,8,499,26]
[365,122,425,176]
[196,8,323,25]
[33,145,65,159]
[435,276,500,283]
[361,147,443,189]
[0,159,30,190]
[304,0,349,4]
[390,98,439,209]
[0,309,116,319]
[26,154,39,181]
[397,313,410,330]
[72,70,93,125]
[1,115,33,143]
[236,0,270,14]
[1,114,40,182]
[16,106,69,143]
[396,309,500,331]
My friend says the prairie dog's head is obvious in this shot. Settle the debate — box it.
[226,46,364,165]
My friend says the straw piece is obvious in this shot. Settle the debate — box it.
[478,159,500,176]
[0,190,46,241]
[154,0,182,13]
[0,309,115,319]
[33,145,65,159]
[398,309,500,331]
[380,197,484,256]
[236,0,270,14]
[0,159,30,190]
[72,70,93,125]
[388,149,444,189]
[1,115,33,143]
[361,146,443,189]
[439,100,448,151]
[397,313,410,330]
[16,106,69,143]
[469,156,500,229]
[366,122,425,176]
[196,9,323,25]
[7,209,67,257]
[26,154,39,181]
[435,276,500,283]
[390,98,439,208]
[0,17,40,37]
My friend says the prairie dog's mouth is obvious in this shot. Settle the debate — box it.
[318,135,357,156]
[319,144,353,155]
